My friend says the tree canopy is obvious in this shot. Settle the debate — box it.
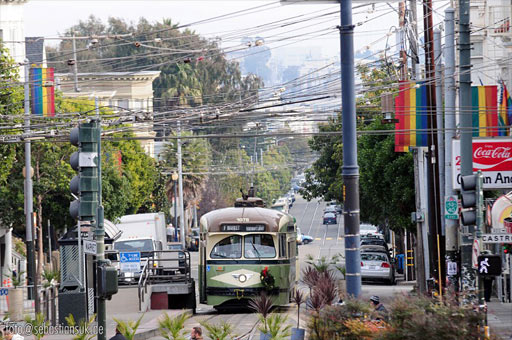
[301,60,415,231]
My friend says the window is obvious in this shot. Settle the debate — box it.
[210,236,242,259]
[288,240,295,258]
[115,239,154,252]
[473,41,483,57]
[279,234,287,257]
[361,253,387,262]
[244,234,276,258]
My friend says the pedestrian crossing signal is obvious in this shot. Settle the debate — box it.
[477,255,502,276]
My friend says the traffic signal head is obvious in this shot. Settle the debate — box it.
[460,174,478,226]
[69,122,100,221]
[503,244,512,254]
[97,264,118,299]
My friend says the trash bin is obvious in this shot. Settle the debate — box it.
[396,254,405,274]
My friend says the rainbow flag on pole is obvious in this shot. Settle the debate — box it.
[394,81,428,152]
[30,67,55,117]
[498,82,512,136]
[471,85,498,137]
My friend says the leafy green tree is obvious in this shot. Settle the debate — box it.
[0,45,23,185]
[301,60,415,231]
[47,16,262,108]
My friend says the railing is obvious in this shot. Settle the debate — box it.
[137,250,192,311]
[0,284,59,324]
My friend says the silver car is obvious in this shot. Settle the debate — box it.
[360,251,396,284]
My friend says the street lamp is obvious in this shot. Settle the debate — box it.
[172,171,179,241]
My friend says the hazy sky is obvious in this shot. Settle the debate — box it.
[24,1,405,60]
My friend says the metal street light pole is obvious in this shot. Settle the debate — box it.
[23,60,36,301]
[340,0,362,298]
[177,121,185,248]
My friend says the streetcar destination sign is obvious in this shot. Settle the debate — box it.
[481,233,512,243]
[221,224,266,232]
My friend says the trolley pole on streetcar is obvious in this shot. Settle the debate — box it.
[339,0,362,297]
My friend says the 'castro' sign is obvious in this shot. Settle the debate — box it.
[452,138,512,190]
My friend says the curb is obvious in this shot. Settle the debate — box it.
[133,309,192,340]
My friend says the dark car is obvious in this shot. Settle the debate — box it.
[188,228,200,251]
[360,237,391,254]
[323,212,337,225]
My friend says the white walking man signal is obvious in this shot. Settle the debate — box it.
[479,257,490,274]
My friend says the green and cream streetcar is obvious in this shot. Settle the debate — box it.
[198,197,298,308]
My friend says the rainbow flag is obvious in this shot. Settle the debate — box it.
[498,83,512,136]
[471,85,498,137]
[394,82,428,152]
[30,67,55,117]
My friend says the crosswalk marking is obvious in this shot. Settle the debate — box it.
[315,237,321,240]
[326,237,333,240]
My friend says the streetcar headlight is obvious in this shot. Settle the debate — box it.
[238,274,247,283]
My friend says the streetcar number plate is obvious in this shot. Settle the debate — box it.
[221,224,266,232]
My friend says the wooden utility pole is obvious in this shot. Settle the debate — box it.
[423,0,445,295]
[399,1,408,81]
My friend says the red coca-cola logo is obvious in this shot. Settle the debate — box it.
[472,141,512,172]
[473,146,511,159]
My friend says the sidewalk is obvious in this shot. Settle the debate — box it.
[487,300,512,339]
[44,287,190,340]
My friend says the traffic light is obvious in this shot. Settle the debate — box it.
[69,121,100,221]
[503,244,512,254]
[460,174,479,226]
[97,264,118,300]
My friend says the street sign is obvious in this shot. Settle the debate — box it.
[482,233,512,243]
[444,195,459,220]
[477,255,502,276]
[83,240,97,255]
[491,228,508,234]
[447,261,457,276]
[120,251,141,273]
[452,138,512,190]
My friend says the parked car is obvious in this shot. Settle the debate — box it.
[323,212,337,225]
[324,206,338,215]
[360,236,391,254]
[359,224,382,238]
[360,250,396,285]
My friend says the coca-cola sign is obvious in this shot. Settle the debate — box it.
[453,138,512,190]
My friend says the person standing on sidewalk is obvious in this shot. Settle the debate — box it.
[190,326,203,340]
[109,327,127,340]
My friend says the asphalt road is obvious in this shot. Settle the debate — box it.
[143,196,412,340]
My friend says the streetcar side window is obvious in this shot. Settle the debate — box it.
[244,234,276,258]
[210,236,242,259]
[279,234,287,258]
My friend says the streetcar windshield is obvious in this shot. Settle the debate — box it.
[210,236,242,259]
[244,234,276,258]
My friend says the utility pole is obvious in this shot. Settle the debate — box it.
[177,121,185,249]
[47,220,52,271]
[434,29,446,252]
[95,97,107,340]
[399,1,407,80]
[413,148,428,293]
[423,0,445,293]
[72,32,79,92]
[458,0,475,294]
[409,0,419,79]
[23,60,36,302]
[340,0,361,298]
[444,7,459,292]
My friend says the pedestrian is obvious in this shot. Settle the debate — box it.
[108,327,127,340]
[167,224,175,242]
[370,295,389,322]
[190,326,203,340]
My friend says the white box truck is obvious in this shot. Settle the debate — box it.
[113,212,167,283]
